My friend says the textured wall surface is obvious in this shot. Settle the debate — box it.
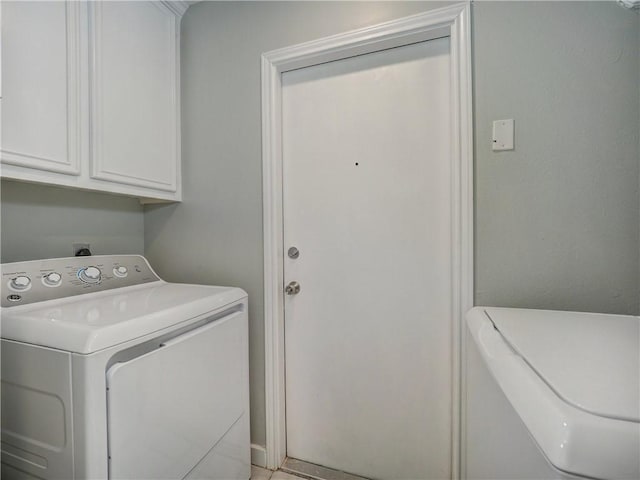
[473,2,639,315]
[143,0,448,449]
[1,180,144,263]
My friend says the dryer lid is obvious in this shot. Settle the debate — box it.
[486,308,640,422]
[1,283,247,354]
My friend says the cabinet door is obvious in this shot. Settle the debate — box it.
[89,1,179,193]
[1,1,83,175]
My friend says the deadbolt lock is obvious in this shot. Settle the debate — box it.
[288,247,300,259]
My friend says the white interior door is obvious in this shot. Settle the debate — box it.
[282,37,453,480]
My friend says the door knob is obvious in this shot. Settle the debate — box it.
[285,281,301,295]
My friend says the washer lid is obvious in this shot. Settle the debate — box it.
[467,307,640,480]
[1,283,247,354]
[486,308,640,423]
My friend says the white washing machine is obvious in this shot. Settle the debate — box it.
[465,307,639,480]
[0,255,250,480]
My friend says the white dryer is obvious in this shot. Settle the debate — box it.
[465,307,639,480]
[0,255,250,480]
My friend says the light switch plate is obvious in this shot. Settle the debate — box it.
[492,119,514,151]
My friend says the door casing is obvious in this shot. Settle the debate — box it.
[261,3,473,477]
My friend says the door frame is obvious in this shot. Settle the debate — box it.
[261,3,473,476]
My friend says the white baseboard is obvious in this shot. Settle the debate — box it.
[251,443,268,468]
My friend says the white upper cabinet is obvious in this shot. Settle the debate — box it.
[89,1,179,193]
[1,1,84,176]
[0,1,186,203]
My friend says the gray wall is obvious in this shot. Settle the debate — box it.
[153,1,638,450]
[474,2,640,315]
[144,0,448,450]
[1,180,144,262]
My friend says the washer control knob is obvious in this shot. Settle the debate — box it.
[79,266,102,284]
[10,276,31,291]
[113,266,128,278]
[43,272,62,287]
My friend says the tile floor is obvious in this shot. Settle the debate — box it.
[251,466,302,480]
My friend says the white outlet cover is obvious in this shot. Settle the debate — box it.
[492,119,515,151]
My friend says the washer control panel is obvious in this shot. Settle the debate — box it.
[1,255,160,308]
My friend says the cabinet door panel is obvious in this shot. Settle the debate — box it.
[1,1,82,175]
[90,1,178,192]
